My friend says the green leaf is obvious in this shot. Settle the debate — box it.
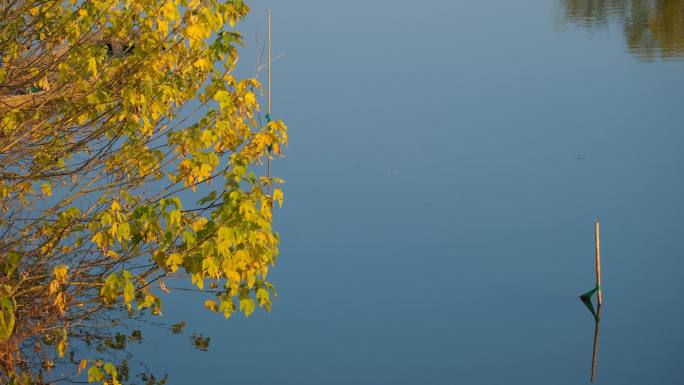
[100,212,113,226]
[196,190,217,205]
[2,251,20,277]
[168,209,181,227]
[123,280,135,307]
[0,297,15,340]
[117,222,131,241]
[183,231,197,249]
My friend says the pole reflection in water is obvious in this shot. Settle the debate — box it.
[591,305,602,382]
[580,296,603,382]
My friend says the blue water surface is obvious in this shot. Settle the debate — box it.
[131,1,684,384]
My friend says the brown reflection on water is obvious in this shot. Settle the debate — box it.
[590,305,601,382]
[560,0,684,60]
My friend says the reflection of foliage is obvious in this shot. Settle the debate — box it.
[562,0,629,27]
[561,0,684,60]
[171,321,187,335]
[138,372,168,385]
[190,333,211,352]
[129,330,143,344]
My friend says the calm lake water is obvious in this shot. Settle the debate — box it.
[134,1,684,384]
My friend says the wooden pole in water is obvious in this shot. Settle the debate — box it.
[594,219,602,305]
[266,9,271,194]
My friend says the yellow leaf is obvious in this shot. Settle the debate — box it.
[226,270,240,283]
[202,257,220,279]
[57,328,67,357]
[41,183,52,197]
[158,19,169,35]
[166,253,184,272]
[191,217,208,232]
[53,265,68,283]
[213,90,231,109]
[78,359,88,373]
[204,299,218,312]
[49,280,59,295]
[239,297,255,317]
[273,188,283,208]
[244,92,256,106]
[246,270,256,288]
[77,113,89,125]
[54,292,67,314]
[92,232,107,248]
[87,57,97,77]
[185,24,204,47]
[191,272,204,290]
[161,1,178,20]
[193,57,211,70]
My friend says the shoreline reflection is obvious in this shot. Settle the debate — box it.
[560,0,684,60]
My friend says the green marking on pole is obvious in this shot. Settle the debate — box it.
[580,284,599,300]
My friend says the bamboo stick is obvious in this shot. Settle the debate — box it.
[266,9,271,195]
[267,9,271,117]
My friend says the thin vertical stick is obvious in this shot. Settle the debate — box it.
[595,219,602,305]
[267,9,271,117]
[266,9,271,194]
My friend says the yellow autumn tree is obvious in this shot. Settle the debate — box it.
[0,0,286,383]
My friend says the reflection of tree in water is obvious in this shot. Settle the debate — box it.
[561,0,684,60]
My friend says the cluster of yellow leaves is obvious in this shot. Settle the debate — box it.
[57,328,68,358]
[49,265,69,314]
